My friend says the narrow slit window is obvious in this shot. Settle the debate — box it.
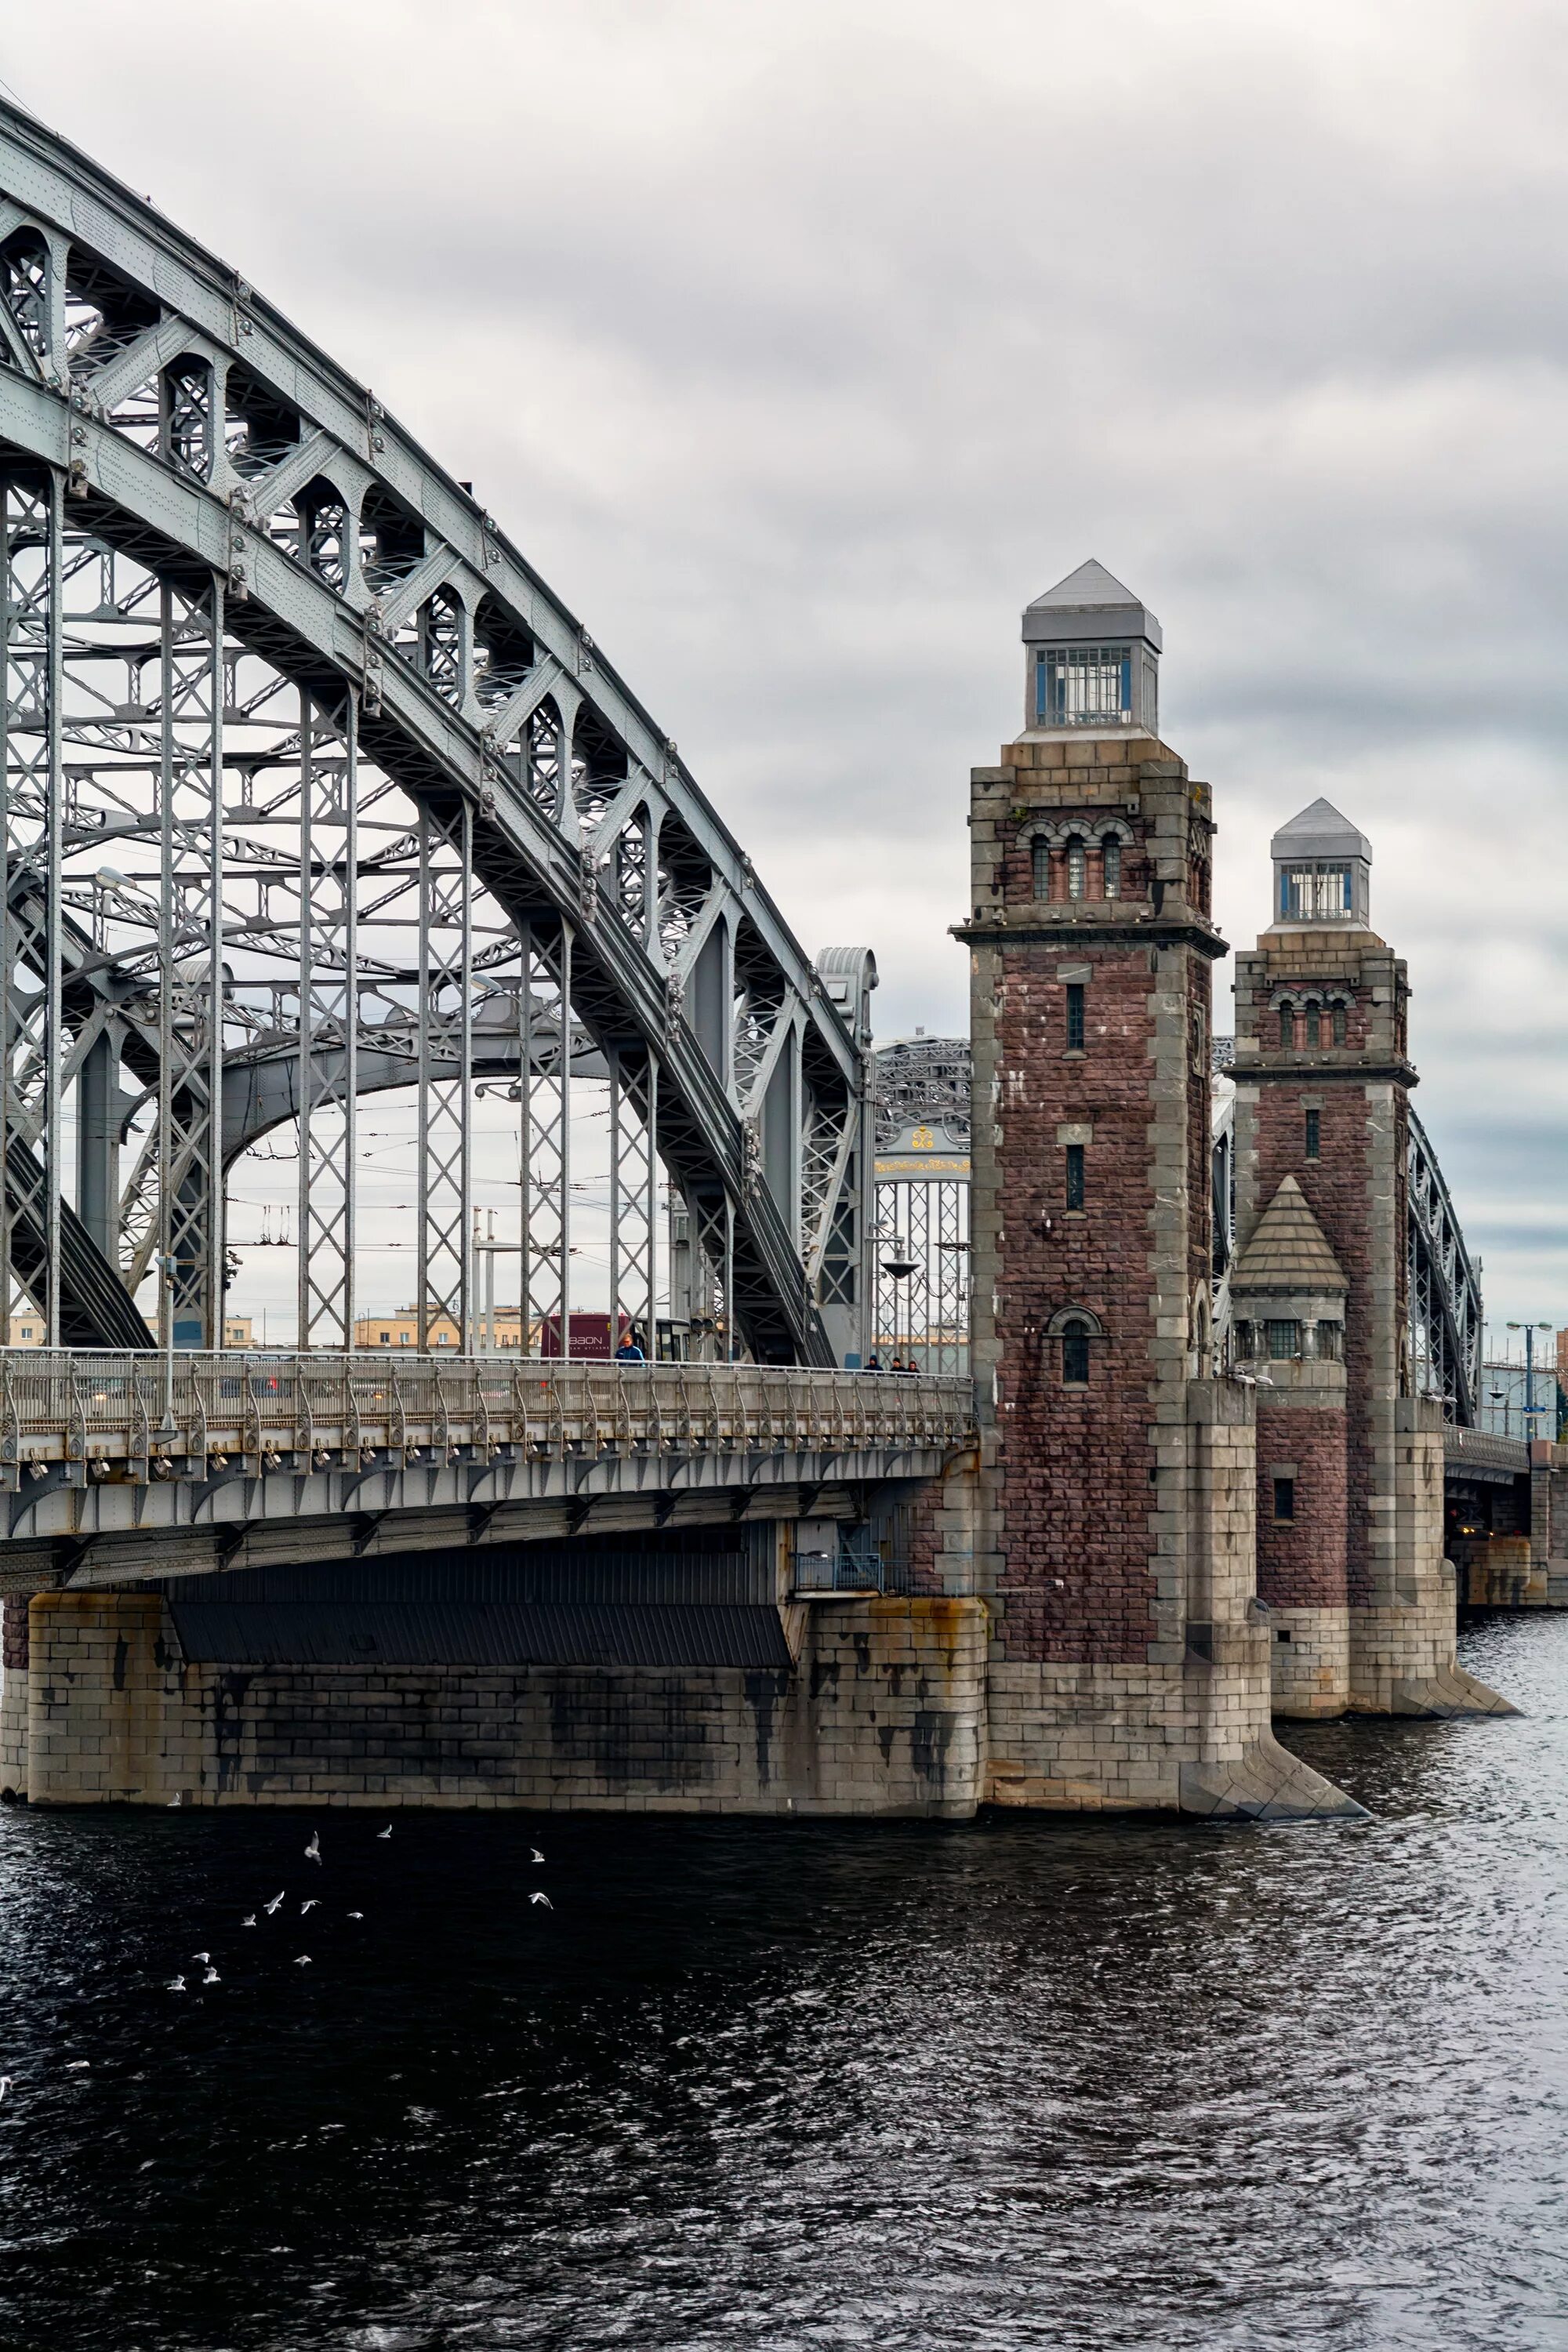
[1305,1109,1320,1160]
[1065,983,1085,1051]
[1305,1007,1321,1047]
[1272,1475,1296,1524]
[1278,1007,1292,1047]
[1065,1144,1085,1210]
[1032,838,1051,899]
[1102,838,1122,898]
[1332,1003,1347,1045]
[1066,840,1087,900]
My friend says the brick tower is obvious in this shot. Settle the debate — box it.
[1231,804,1511,1717]
[1228,1173,1350,1715]
[960,564,1358,1816]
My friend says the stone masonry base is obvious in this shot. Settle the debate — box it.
[985,1651,1365,1819]
[1348,1584,1517,1719]
[1269,1604,1352,1719]
[18,1589,988,1817]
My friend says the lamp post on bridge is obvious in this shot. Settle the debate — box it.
[1507,1321,1554,1444]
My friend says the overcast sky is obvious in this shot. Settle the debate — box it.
[5,0,1564,1328]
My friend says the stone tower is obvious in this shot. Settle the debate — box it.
[959,564,1358,1816]
[1231,803,1511,1717]
[1229,1172,1350,1715]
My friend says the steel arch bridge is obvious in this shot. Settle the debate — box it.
[0,102,877,1369]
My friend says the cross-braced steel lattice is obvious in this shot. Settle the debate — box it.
[0,100,876,1368]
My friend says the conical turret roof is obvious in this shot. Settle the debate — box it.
[1230,1174,1348,1294]
[1270,798,1372,866]
[1026,559,1141,613]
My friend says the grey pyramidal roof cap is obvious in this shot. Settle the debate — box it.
[1022,558,1163,652]
[1271,797,1372,866]
[1230,1174,1348,1295]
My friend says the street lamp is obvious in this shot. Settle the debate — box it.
[1505,1321,1554,1441]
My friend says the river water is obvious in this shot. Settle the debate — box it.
[2,1612,1568,2350]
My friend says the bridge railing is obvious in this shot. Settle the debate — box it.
[0,1352,977,1477]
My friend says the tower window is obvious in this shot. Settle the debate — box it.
[1102,838,1122,898]
[1065,1144,1085,1210]
[1065,839,1087,899]
[1305,1109,1320,1160]
[1278,1007,1292,1047]
[1061,1318,1091,1385]
[1266,1319,1301,1359]
[1272,1475,1296,1524]
[1332,1003,1346,1045]
[1037,645,1133,728]
[1065,983,1085,1051]
[1305,1007,1321,1047]
[1032,838,1051,899]
[1317,1322,1343,1362]
[1280,862,1352,920]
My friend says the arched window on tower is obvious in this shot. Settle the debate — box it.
[1032,837,1051,899]
[1066,838,1087,900]
[1061,1318,1091,1385]
[1102,837,1121,898]
[1332,1002,1347,1045]
[1279,1007,1292,1047]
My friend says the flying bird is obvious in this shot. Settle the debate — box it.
[165,1976,186,1992]
[529,1849,545,1864]
[376,1825,392,1841]
[64,2061,89,2071]
[347,1911,365,1920]
[300,1900,318,1915]
[529,1891,553,1910]
[304,1831,321,1864]
[166,1791,182,1808]
[201,1967,220,1985]
[0,2077,12,2100]
[293,1955,312,1967]
[191,1952,211,1965]
[264,1891,285,1915]
[241,1915,257,1928]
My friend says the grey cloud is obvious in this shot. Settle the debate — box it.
[8,0,1566,1316]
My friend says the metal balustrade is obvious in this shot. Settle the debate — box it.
[0,1352,977,1486]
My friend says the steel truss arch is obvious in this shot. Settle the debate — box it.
[1407,1105,1482,1427]
[0,100,871,1364]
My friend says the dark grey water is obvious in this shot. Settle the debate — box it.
[2,1613,1567,2350]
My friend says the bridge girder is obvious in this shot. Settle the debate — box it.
[0,101,875,1364]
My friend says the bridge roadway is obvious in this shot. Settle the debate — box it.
[0,1352,977,1590]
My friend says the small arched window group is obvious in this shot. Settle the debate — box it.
[1272,989,1351,1050]
[1029,820,1132,905]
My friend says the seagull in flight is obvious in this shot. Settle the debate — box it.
[347,1911,364,1920]
[376,1825,393,1841]
[241,1915,257,1928]
[300,1900,319,1915]
[529,1849,545,1864]
[166,1791,182,1808]
[0,2077,12,2100]
[191,1952,211,1965]
[201,1967,220,1985]
[165,1976,186,1992]
[304,1831,321,1864]
[529,1891,553,1910]
[264,1891,285,1915]
[293,1955,312,1967]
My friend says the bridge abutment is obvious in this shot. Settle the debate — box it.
[12,1584,990,1817]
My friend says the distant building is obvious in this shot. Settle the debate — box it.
[352,1305,532,1351]
[2,1314,42,1346]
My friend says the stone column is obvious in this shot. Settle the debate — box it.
[0,1591,33,1794]
[27,1591,196,1806]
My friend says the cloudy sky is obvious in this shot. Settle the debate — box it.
[5,0,1563,1328]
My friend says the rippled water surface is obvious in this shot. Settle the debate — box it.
[5,1613,1568,2349]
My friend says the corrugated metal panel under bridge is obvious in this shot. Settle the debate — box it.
[165,1599,796,1670]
